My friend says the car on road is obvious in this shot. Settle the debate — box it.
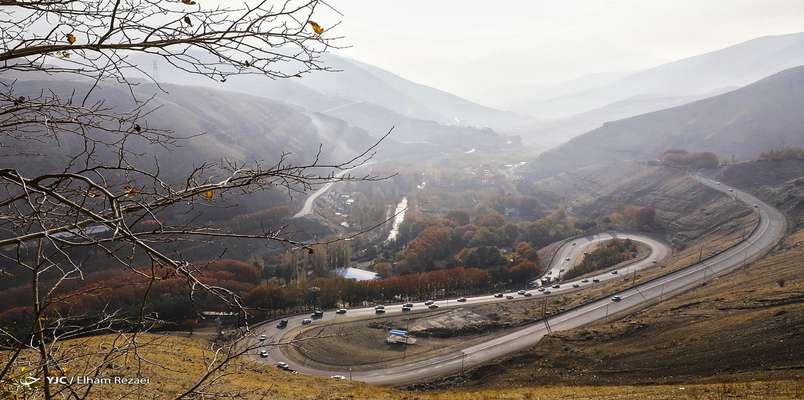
[537,287,545,292]
[457,297,467,302]
[276,362,289,370]
[506,295,515,299]
[517,290,526,295]
[611,270,618,275]
[403,303,414,308]
[424,300,435,306]
[581,279,589,283]
[565,257,571,261]
[336,308,347,314]
[331,375,346,380]
[311,310,324,318]
[543,290,551,295]
[301,318,312,325]
[376,308,386,314]
[572,283,580,288]
[611,295,622,302]
[494,293,503,298]
[593,278,600,283]
[428,304,439,309]
[523,292,533,297]
[259,334,267,341]
[259,350,268,358]
[552,284,560,289]
[374,305,385,310]
[402,306,411,312]
[276,319,288,329]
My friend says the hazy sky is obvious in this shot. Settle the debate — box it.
[320,0,804,103]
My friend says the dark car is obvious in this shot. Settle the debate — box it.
[494,293,504,298]
[276,319,288,329]
[311,310,324,319]
[428,304,439,309]
[457,297,467,302]
[402,306,412,312]
[403,303,414,308]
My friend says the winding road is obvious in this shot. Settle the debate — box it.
[255,176,786,386]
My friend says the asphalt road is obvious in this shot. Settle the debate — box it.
[255,177,786,385]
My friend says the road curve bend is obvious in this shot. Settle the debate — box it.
[255,177,786,386]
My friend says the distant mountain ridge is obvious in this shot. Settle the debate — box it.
[133,52,532,142]
[524,32,804,119]
[527,65,804,177]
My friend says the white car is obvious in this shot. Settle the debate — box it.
[581,279,589,283]
[336,308,347,314]
[424,300,435,306]
[611,270,618,275]
[374,305,385,310]
[517,290,526,295]
[565,257,571,262]
[301,318,312,325]
[331,375,346,380]
[611,295,622,302]
[259,350,268,358]
[259,334,267,341]
[457,297,467,302]
[276,362,289,369]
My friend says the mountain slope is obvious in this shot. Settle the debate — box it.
[1,78,374,180]
[527,65,804,177]
[517,32,804,123]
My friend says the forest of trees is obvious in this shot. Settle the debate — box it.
[759,146,804,161]
[659,149,720,169]
[564,239,639,279]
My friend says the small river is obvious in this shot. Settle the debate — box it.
[385,197,408,243]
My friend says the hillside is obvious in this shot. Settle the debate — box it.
[527,66,804,177]
[4,333,797,399]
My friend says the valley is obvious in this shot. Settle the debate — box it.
[2,4,804,399]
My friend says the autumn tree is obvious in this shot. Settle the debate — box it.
[0,1,388,398]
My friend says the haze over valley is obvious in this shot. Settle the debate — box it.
[2,2,804,399]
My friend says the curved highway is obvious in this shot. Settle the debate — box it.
[255,177,786,385]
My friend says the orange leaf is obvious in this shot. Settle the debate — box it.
[203,189,214,200]
[66,33,76,44]
[308,20,324,35]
